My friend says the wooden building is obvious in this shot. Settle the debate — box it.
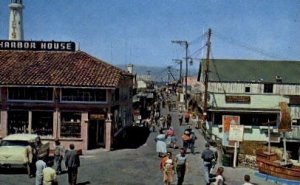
[197,59,300,143]
[0,49,133,151]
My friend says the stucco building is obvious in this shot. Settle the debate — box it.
[0,49,133,151]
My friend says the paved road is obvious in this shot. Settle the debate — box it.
[0,103,275,185]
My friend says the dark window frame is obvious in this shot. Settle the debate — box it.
[263,83,273,93]
[245,87,250,93]
[32,111,53,137]
[61,88,107,102]
[8,87,53,101]
[60,112,81,138]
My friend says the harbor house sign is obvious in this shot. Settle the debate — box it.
[0,40,76,52]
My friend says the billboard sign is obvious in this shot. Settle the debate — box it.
[222,115,240,146]
[0,40,76,52]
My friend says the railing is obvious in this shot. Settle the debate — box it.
[200,124,225,154]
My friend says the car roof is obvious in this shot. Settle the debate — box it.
[3,134,38,141]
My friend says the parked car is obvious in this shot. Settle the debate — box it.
[0,134,49,168]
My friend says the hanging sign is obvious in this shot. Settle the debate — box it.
[225,96,251,104]
[89,114,105,120]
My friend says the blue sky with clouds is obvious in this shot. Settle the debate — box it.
[0,0,299,69]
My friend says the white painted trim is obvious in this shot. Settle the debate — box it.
[259,126,274,129]
[244,125,252,129]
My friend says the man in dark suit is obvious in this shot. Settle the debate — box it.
[65,144,80,185]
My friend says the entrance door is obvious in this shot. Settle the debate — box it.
[88,120,104,149]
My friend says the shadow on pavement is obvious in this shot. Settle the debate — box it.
[0,167,27,174]
[112,126,150,150]
[77,181,91,185]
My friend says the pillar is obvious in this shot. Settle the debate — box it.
[53,110,60,139]
[81,112,88,151]
[0,111,7,138]
[105,119,112,151]
[28,111,32,133]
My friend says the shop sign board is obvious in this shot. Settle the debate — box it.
[229,124,244,142]
[222,115,240,147]
[225,95,250,104]
[0,40,76,52]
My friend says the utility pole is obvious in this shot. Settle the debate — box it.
[172,40,189,110]
[167,66,171,83]
[204,28,212,116]
[172,59,183,84]
[147,70,151,81]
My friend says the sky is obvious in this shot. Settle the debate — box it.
[0,0,299,70]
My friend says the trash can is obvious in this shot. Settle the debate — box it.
[222,153,234,167]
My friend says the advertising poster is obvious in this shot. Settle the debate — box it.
[222,115,240,146]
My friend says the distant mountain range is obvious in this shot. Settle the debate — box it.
[117,64,198,82]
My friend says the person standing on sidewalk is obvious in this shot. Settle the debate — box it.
[163,159,174,185]
[181,131,190,152]
[201,143,216,185]
[174,148,188,185]
[43,160,58,185]
[25,142,36,178]
[213,167,224,185]
[166,114,172,129]
[65,144,80,185]
[184,111,190,125]
[54,139,64,174]
[160,152,173,170]
[155,129,167,157]
[160,116,166,129]
[35,157,46,185]
[178,111,183,126]
[189,130,197,154]
[243,174,253,185]
[166,127,177,149]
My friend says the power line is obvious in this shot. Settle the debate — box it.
[213,30,285,60]
[190,44,206,58]
[189,31,209,45]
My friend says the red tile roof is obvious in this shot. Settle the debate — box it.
[0,50,130,87]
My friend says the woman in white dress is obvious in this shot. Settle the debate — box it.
[156,129,167,157]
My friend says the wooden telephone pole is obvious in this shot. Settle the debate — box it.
[203,28,212,115]
[172,40,189,110]
[173,59,183,84]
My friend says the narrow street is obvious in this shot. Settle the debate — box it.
[0,101,275,185]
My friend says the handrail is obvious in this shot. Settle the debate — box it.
[200,125,224,153]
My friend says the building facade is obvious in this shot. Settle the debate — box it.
[0,49,133,151]
[197,59,300,143]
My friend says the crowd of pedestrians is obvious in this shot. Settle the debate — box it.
[25,140,81,185]
[154,92,254,185]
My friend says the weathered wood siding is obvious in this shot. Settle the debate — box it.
[206,82,300,95]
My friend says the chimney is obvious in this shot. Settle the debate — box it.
[8,0,24,40]
[127,64,133,74]
[276,75,282,83]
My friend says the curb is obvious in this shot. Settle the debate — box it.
[255,172,300,185]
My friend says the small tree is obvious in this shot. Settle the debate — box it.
[278,102,292,132]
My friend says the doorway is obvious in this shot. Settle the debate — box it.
[88,119,105,149]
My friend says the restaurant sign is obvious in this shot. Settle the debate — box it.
[90,114,105,120]
[0,40,76,52]
[225,95,251,104]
